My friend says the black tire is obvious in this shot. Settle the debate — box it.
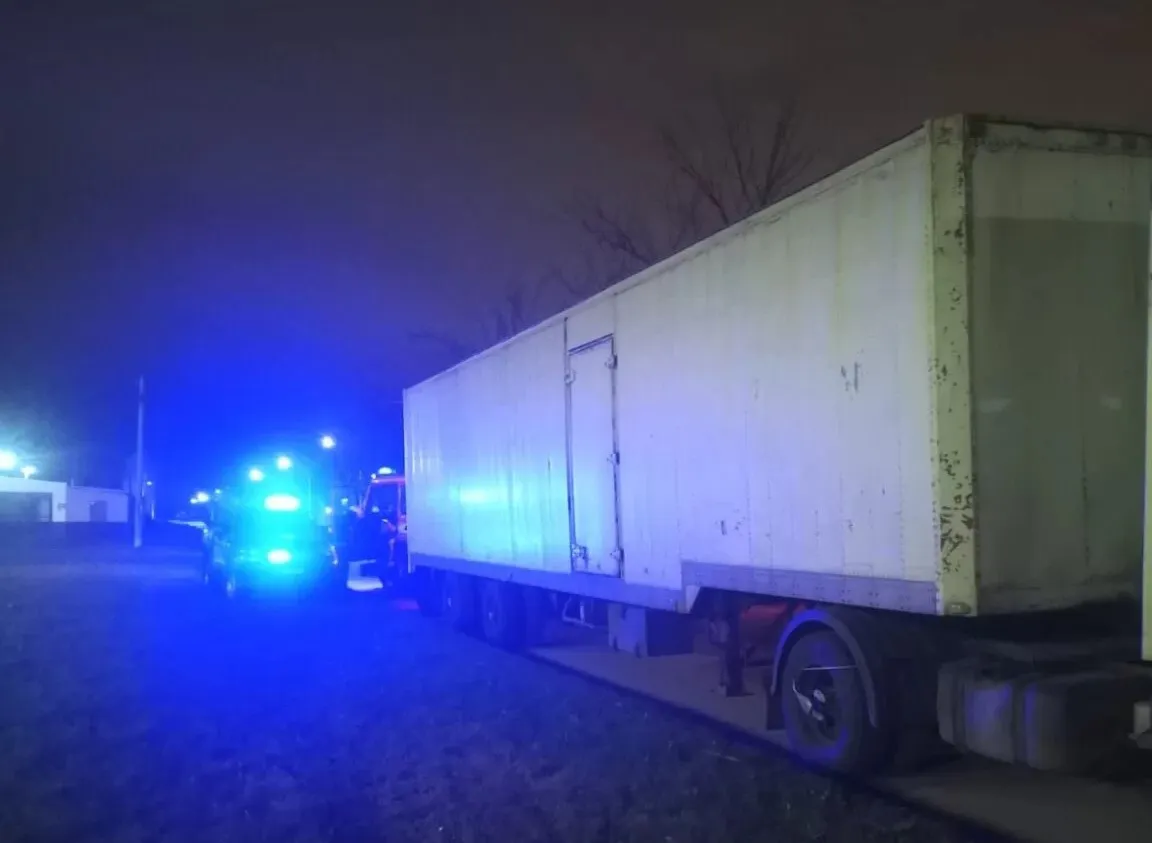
[414,568,442,617]
[441,572,477,631]
[780,629,886,774]
[479,580,526,649]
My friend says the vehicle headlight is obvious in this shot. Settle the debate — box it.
[263,494,301,512]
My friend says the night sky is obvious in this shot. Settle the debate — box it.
[3,0,1152,500]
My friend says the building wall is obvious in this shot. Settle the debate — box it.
[0,477,68,522]
[65,486,130,523]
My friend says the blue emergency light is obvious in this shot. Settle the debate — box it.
[263,493,301,512]
[266,549,292,564]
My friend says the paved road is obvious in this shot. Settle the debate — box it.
[0,552,986,843]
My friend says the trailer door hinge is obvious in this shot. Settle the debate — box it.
[605,354,618,370]
[570,544,588,564]
[608,450,620,465]
[610,547,624,563]
[565,370,576,385]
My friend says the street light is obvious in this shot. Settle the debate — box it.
[20,465,37,479]
[192,491,210,504]
[248,467,265,482]
[0,450,16,471]
[319,434,336,450]
[275,455,293,471]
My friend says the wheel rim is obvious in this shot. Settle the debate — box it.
[791,666,846,746]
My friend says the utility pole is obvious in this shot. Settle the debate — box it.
[133,376,145,549]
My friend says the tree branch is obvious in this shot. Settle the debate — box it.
[407,329,473,362]
[569,84,813,292]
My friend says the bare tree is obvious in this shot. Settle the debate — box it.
[572,89,811,289]
[408,88,811,366]
[408,274,549,365]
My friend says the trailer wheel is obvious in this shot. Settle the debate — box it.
[414,568,442,617]
[479,580,526,649]
[441,572,478,631]
[781,629,885,773]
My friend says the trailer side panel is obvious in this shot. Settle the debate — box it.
[407,130,944,613]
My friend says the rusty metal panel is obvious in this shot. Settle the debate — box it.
[926,116,979,617]
[1146,188,1152,663]
[967,120,1152,614]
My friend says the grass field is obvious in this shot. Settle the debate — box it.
[0,552,990,842]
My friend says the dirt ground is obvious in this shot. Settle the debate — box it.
[0,553,993,843]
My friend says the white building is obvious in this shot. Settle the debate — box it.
[0,477,129,523]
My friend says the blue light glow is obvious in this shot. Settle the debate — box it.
[320,435,336,450]
[378,466,395,476]
[276,455,293,471]
[458,487,491,505]
[248,467,265,482]
[266,549,292,564]
[264,493,301,512]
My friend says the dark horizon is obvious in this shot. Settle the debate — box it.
[4,0,1152,499]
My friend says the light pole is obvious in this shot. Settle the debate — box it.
[133,376,145,550]
[320,434,337,527]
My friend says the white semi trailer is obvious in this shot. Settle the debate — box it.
[403,115,1152,775]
